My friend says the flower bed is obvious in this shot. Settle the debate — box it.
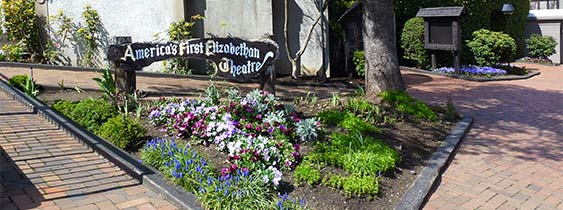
[147,89,321,186]
[434,65,507,77]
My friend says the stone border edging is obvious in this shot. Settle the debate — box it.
[401,66,541,82]
[394,116,473,210]
[0,79,203,210]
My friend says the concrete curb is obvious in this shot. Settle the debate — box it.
[401,66,541,82]
[0,79,203,210]
[394,116,473,210]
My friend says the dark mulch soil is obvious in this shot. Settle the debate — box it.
[38,88,455,210]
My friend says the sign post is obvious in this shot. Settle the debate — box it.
[107,37,279,95]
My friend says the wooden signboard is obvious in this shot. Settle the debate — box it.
[107,37,279,94]
[417,7,464,74]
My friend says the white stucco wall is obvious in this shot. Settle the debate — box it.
[272,0,330,77]
[46,0,184,71]
[204,0,273,40]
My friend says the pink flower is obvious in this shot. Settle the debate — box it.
[245,123,253,130]
[256,126,262,132]
[256,114,262,120]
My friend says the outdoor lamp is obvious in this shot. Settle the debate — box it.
[502,3,515,16]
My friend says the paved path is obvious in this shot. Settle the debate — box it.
[0,92,177,209]
[404,63,563,210]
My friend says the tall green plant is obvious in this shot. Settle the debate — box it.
[467,29,516,66]
[23,74,39,97]
[165,17,200,75]
[76,5,103,67]
[92,68,116,100]
[1,0,41,57]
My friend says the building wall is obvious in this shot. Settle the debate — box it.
[44,0,184,71]
[272,0,330,77]
[525,9,563,64]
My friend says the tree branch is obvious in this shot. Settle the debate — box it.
[294,0,328,60]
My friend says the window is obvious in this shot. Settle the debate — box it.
[530,0,560,10]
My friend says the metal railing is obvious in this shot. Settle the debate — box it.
[530,0,560,10]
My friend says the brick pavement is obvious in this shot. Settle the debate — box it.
[0,91,177,209]
[403,63,563,210]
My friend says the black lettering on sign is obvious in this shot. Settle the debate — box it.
[107,37,279,82]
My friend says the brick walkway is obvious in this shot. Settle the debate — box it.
[404,63,563,210]
[0,92,177,209]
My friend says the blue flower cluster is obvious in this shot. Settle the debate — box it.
[141,138,308,210]
[434,65,507,76]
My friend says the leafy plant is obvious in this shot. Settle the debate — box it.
[526,34,557,59]
[92,68,116,101]
[295,118,321,142]
[400,17,428,69]
[8,75,30,91]
[165,17,201,74]
[96,115,147,150]
[23,74,39,97]
[57,79,65,91]
[294,162,321,186]
[52,99,118,132]
[352,50,365,76]
[346,97,383,124]
[317,110,347,126]
[330,93,341,106]
[76,5,103,67]
[1,41,27,62]
[322,174,379,197]
[467,29,516,66]
[1,0,41,58]
[379,91,437,121]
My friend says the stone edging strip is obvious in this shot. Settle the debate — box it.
[401,66,541,82]
[394,116,473,210]
[0,79,203,210]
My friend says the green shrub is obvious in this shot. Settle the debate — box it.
[346,97,383,124]
[526,34,557,59]
[1,0,41,56]
[317,110,347,126]
[165,17,201,75]
[322,174,379,197]
[52,99,118,132]
[96,115,147,150]
[294,162,321,186]
[467,29,516,66]
[310,133,399,177]
[352,50,365,77]
[400,17,428,69]
[339,114,380,134]
[379,90,437,121]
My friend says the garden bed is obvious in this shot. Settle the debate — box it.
[401,66,541,82]
[32,83,457,210]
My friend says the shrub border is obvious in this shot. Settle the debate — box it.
[0,78,203,210]
[401,66,541,82]
[395,116,473,210]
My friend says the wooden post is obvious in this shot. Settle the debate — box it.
[431,53,437,71]
[453,51,461,76]
[260,66,276,95]
[113,37,136,95]
[114,64,136,95]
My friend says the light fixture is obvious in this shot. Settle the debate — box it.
[502,3,515,16]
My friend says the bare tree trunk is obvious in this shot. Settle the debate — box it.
[362,0,406,101]
[284,0,328,79]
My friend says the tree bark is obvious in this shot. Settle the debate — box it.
[362,0,406,101]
